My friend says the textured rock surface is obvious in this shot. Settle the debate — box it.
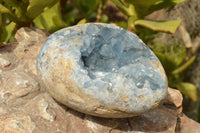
[37,23,168,118]
[0,27,199,132]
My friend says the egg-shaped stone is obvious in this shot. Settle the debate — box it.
[37,23,168,118]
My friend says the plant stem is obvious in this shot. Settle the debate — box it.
[127,16,137,32]
[172,56,196,75]
[96,0,103,22]
[110,0,133,16]
[126,4,139,32]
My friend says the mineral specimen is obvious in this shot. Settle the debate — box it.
[37,23,168,118]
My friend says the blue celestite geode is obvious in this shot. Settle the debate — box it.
[37,23,168,118]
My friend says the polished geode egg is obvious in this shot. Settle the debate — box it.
[37,23,168,118]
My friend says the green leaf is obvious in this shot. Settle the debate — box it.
[169,43,186,66]
[154,52,177,75]
[135,19,182,34]
[75,0,99,15]
[149,0,186,14]
[114,21,128,29]
[1,1,33,25]
[77,18,86,25]
[100,14,109,23]
[126,0,159,17]
[176,82,198,101]
[0,22,16,42]
[33,1,66,31]
[4,22,16,41]
[0,4,15,17]
[151,42,186,66]
[62,1,79,25]
[0,4,26,24]
[0,4,10,13]
[0,13,8,31]
[27,0,58,19]
[48,24,67,33]
[136,26,158,43]
[125,0,186,17]
[172,56,196,75]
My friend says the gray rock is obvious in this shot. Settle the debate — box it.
[37,23,168,118]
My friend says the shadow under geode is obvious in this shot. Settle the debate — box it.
[56,99,178,132]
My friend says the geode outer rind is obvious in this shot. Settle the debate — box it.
[37,23,168,118]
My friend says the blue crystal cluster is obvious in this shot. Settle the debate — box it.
[37,23,168,118]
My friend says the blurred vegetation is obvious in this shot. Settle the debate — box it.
[151,43,197,101]
[0,0,198,115]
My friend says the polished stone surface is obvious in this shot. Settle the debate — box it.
[37,23,168,118]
